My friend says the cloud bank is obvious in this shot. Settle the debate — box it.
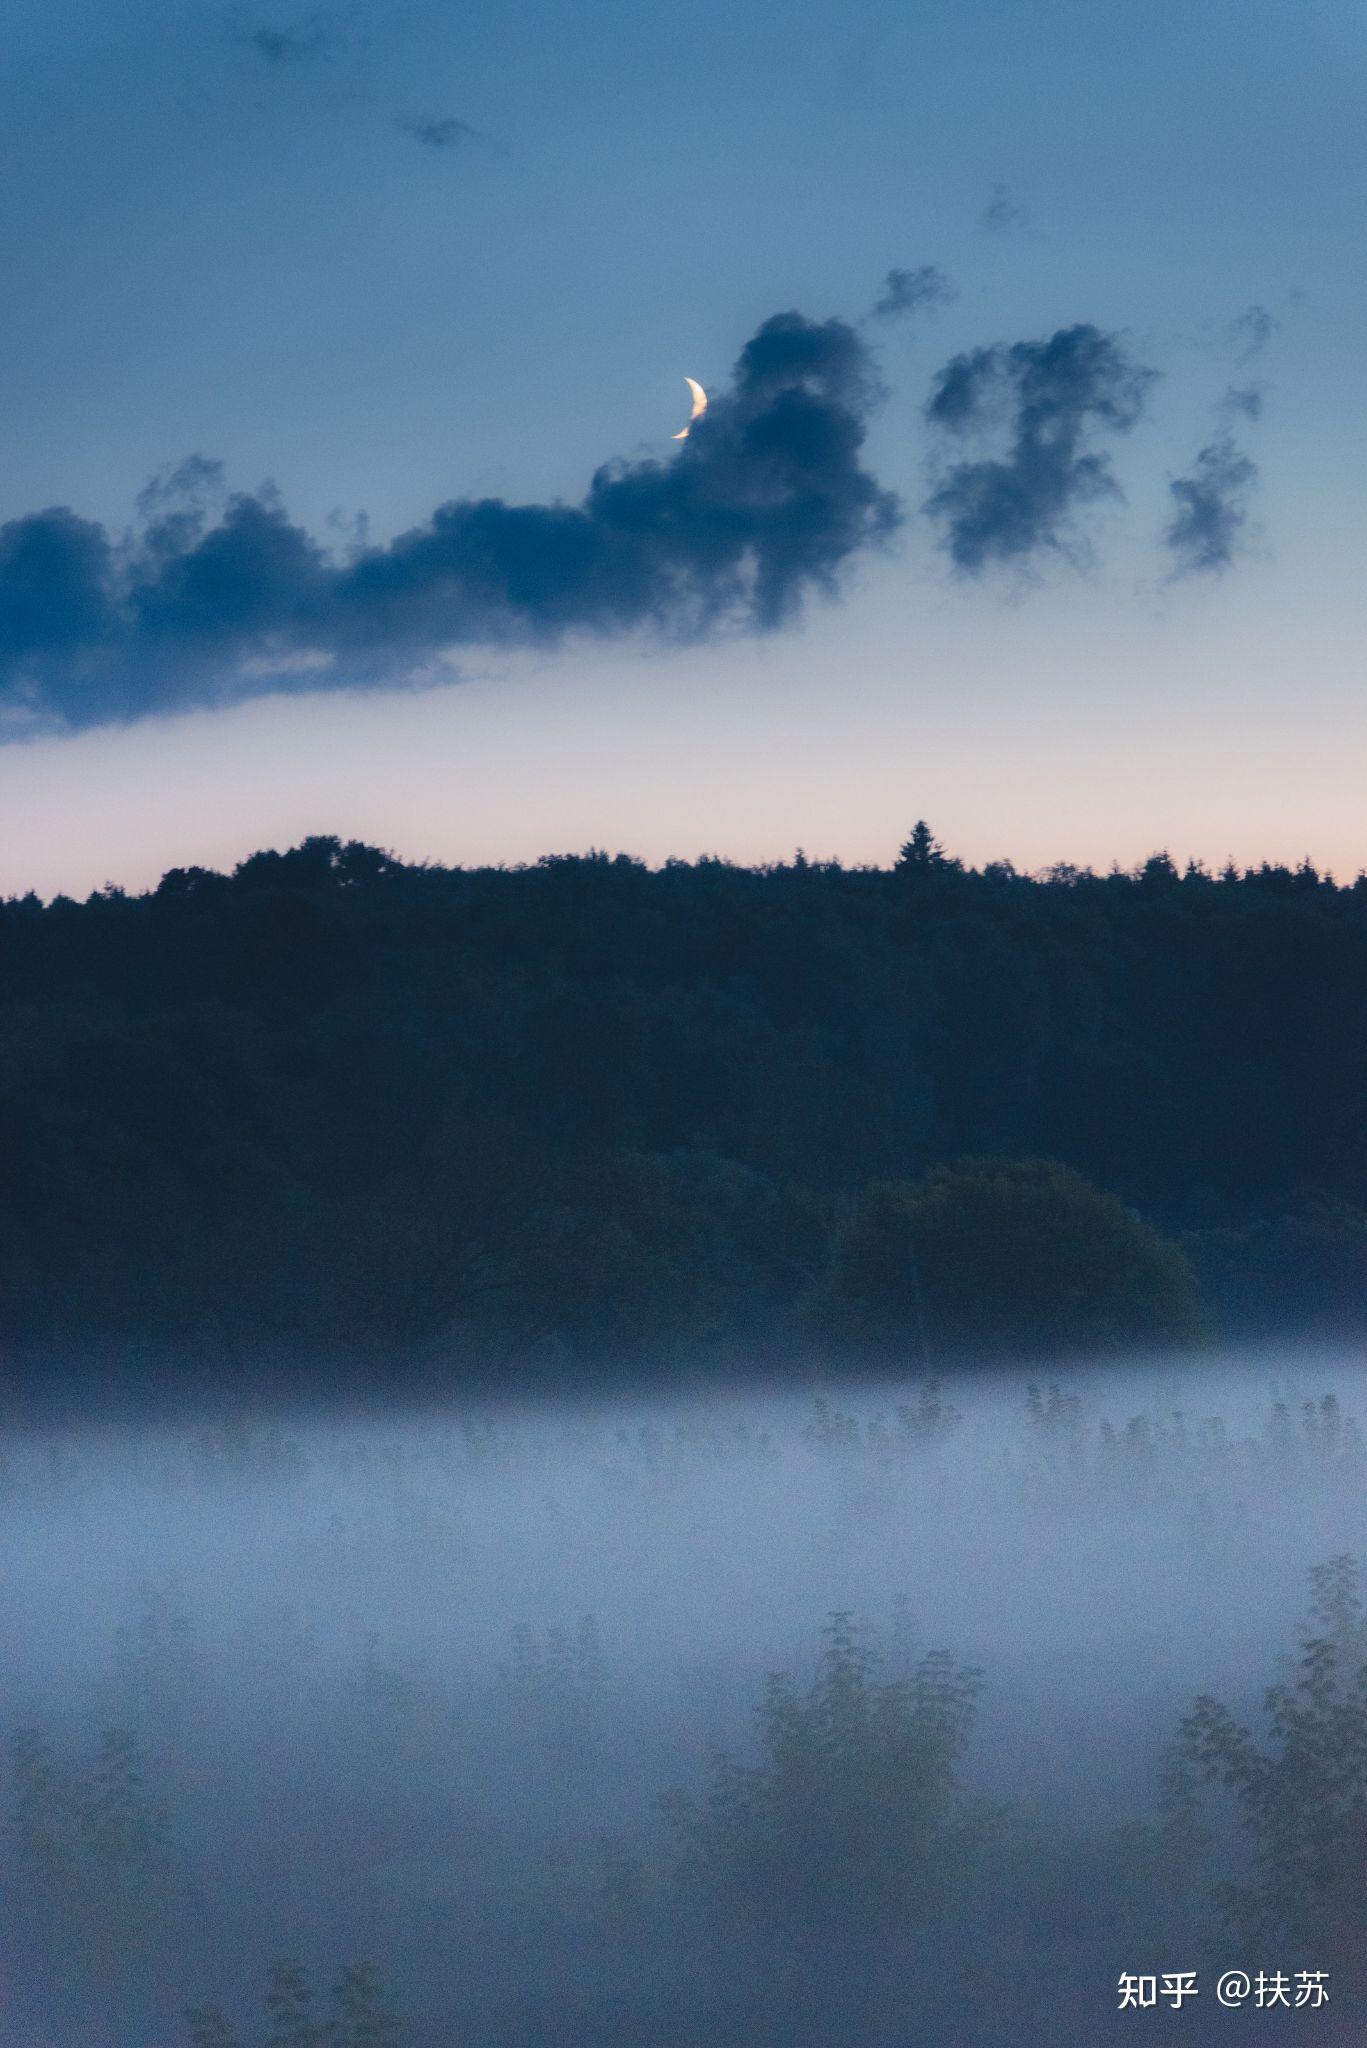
[923,324,1156,572]
[0,312,899,736]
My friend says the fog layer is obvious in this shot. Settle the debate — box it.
[6,1351,1365,2045]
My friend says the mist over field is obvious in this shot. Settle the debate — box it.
[6,1350,1366,2047]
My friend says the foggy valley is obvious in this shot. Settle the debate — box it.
[5,0,1364,2030]
[5,1353,1365,2046]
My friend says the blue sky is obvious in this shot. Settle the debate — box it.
[2,0,1364,893]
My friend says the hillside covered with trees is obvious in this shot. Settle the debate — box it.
[3,824,1365,1394]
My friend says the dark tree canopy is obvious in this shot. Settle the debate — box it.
[3,827,1366,1393]
[825,1159,1205,1363]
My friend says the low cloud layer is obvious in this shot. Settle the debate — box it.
[923,324,1156,572]
[1165,434,1258,576]
[0,312,899,736]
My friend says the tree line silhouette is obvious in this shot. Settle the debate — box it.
[4,824,1366,1390]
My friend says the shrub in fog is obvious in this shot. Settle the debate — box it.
[499,1614,605,1724]
[1176,1554,1367,1970]
[186,1957,398,2048]
[10,1718,176,2029]
[663,1611,988,1934]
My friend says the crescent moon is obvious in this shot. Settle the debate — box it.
[672,376,708,440]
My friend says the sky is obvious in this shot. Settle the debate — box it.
[1,0,1364,896]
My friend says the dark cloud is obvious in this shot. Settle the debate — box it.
[870,266,955,321]
[981,183,1028,233]
[1165,435,1258,577]
[243,23,327,62]
[402,116,481,151]
[0,311,899,736]
[923,324,1156,573]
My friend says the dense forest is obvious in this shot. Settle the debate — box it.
[4,822,1367,1393]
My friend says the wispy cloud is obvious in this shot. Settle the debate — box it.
[1228,304,1278,361]
[980,183,1028,233]
[242,22,328,63]
[1217,385,1264,423]
[401,115,483,152]
[870,266,955,321]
